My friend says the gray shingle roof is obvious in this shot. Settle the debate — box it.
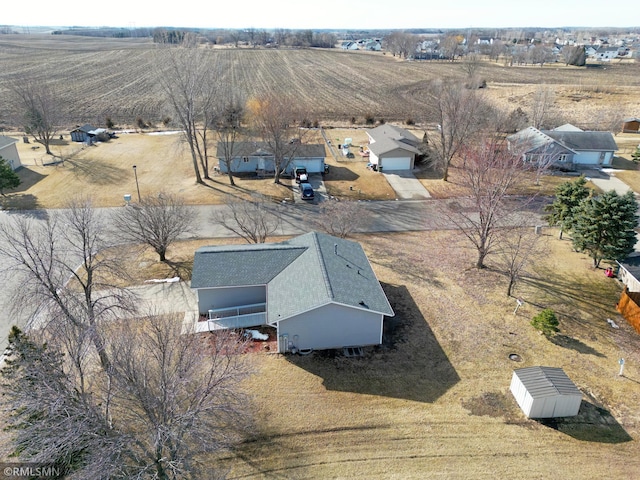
[191,232,394,322]
[508,126,618,154]
[367,124,422,156]
[0,136,18,150]
[216,142,325,158]
[190,244,306,288]
[268,232,394,322]
[514,366,582,399]
[71,124,96,133]
[542,130,618,152]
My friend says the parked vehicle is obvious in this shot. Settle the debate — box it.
[300,182,314,200]
[294,166,308,183]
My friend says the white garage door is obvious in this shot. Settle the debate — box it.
[381,157,411,170]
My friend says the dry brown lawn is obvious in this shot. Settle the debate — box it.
[5,133,295,209]
[95,229,640,479]
[200,230,640,479]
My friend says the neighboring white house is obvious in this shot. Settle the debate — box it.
[340,41,359,50]
[190,232,395,353]
[0,136,22,170]
[216,142,326,175]
[594,46,620,61]
[366,124,422,171]
[507,125,618,167]
[510,366,583,418]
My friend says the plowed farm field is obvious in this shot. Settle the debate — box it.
[1,34,639,130]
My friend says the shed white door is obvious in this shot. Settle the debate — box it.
[381,157,412,170]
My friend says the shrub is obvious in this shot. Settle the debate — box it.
[105,116,115,129]
[405,118,415,126]
[135,116,147,129]
[350,116,357,125]
[364,113,375,125]
[531,309,559,336]
[162,116,172,127]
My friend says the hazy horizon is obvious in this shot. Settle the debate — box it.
[2,0,638,31]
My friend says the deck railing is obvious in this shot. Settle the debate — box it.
[198,303,267,331]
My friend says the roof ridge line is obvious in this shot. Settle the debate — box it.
[311,232,335,301]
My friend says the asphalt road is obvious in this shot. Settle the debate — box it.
[0,197,551,352]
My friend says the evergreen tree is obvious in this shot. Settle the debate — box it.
[531,309,559,336]
[544,176,591,239]
[0,156,21,195]
[571,190,639,268]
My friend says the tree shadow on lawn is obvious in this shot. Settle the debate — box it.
[549,334,605,357]
[14,167,47,192]
[1,194,47,213]
[323,164,359,182]
[537,400,633,443]
[285,283,460,403]
[66,157,130,186]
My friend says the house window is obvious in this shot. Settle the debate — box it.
[242,156,249,163]
[558,154,568,162]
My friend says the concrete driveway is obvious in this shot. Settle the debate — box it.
[292,174,327,204]
[587,168,635,196]
[382,170,431,200]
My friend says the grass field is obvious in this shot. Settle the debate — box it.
[0,35,639,130]
[213,230,640,479]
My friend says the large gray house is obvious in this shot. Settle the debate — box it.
[216,142,326,175]
[366,124,422,171]
[507,124,618,167]
[190,232,394,353]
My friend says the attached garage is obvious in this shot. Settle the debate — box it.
[380,156,413,171]
[510,366,582,418]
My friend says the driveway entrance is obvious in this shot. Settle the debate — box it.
[383,170,431,200]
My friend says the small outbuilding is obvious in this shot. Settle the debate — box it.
[510,366,582,418]
[622,118,640,134]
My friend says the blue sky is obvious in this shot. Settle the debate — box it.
[3,0,637,30]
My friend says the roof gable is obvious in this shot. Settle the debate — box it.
[542,130,618,152]
[367,124,422,156]
[0,136,19,150]
[514,366,582,398]
[191,244,306,288]
[71,124,96,133]
[191,232,394,321]
[216,142,325,158]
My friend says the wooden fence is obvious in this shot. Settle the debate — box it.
[616,287,640,334]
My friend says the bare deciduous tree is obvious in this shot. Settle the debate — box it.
[385,31,416,58]
[247,93,309,184]
[156,47,220,184]
[9,79,62,155]
[0,197,132,370]
[213,98,245,186]
[494,227,545,296]
[312,198,371,238]
[447,139,531,269]
[215,194,281,243]
[1,314,252,479]
[440,35,462,61]
[530,86,555,130]
[111,192,196,261]
[423,79,488,181]
[107,314,252,479]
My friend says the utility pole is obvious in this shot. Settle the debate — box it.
[132,165,141,202]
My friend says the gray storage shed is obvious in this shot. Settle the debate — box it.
[510,366,582,418]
